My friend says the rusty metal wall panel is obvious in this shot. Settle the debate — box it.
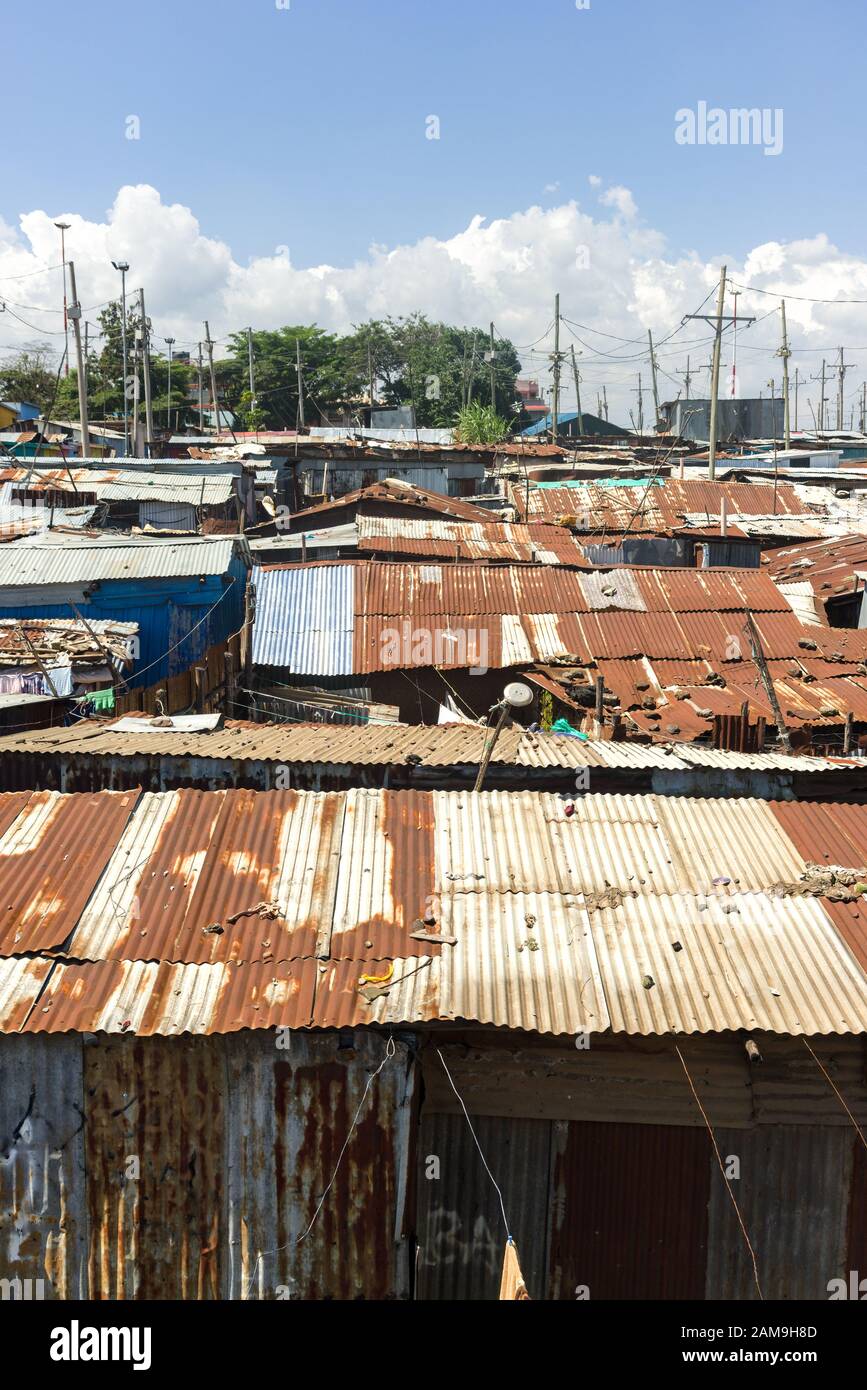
[224,1030,415,1300]
[83,1034,226,1299]
[706,1126,853,1300]
[0,1034,86,1299]
[415,1111,552,1300]
[846,1132,867,1277]
[548,1119,711,1299]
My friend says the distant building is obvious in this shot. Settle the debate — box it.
[661,397,785,442]
[522,410,630,438]
[515,377,548,425]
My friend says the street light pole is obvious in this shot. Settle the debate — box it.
[111,260,130,455]
[54,222,70,376]
[165,337,175,430]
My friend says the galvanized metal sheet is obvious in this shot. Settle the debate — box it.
[252,564,354,673]
[705,1126,853,1299]
[0,1034,87,1299]
[0,537,241,586]
[416,1111,552,1300]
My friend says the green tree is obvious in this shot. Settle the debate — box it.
[216,325,361,429]
[0,344,62,414]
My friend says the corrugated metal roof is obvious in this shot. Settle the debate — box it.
[2,787,867,1037]
[765,533,867,600]
[0,717,856,775]
[1,467,234,506]
[99,472,233,505]
[252,564,354,673]
[0,535,244,586]
[356,515,588,564]
[512,478,812,530]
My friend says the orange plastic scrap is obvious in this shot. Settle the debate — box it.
[357,961,394,988]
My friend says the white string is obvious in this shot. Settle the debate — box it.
[436,1047,512,1241]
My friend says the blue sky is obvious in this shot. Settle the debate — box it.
[3,0,867,422]
[8,0,865,268]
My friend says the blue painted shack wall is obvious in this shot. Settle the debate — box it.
[0,555,246,687]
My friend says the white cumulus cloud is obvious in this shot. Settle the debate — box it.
[2,182,867,424]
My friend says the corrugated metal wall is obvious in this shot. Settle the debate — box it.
[0,1031,415,1300]
[0,1035,87,1300]
[416,1035,867,1300]
[549,1120,712,1300]
[415,1113,552,1300]
[705,1127,853,1300]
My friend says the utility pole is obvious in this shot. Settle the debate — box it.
[204,321,222,436]
[111,260,130,456]
[132,329,142,457]
[489,322,496,412]
[633,374,644,435]
[196,342,204,433]
[707,265,726,480]
[836,347,854,432]
[246,327,256,430]
[862,382,867,434]
[602,385,608,421]
[367,340,375,420]
[165,337,175,429]
[647,329,660,431]
[570,345,584,436]
[811,361,827,433]
[140,288,154,455]
[676,355,693,400]
[550,293,561,441]
[684,267,752,479]
[295,337,306,429]
[66,261,90,455]
[778,300,791,450]
[793,366,802,433]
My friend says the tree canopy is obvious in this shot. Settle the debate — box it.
[1,311,523,435]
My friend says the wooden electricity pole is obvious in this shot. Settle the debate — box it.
[570,345,584,436]
[204,321,222,436]
[489,322,496,412]
[648,329,660,431]
[707,265,727,480]
[140,288,154,455]
[296,338,306,429]
[778,300,791,449]
[550,294,561,441]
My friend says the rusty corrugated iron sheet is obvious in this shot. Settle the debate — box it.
[765,533,867,600]
[1,717,855,775]
[512,477,812,529]
[0,789,138,954]
[549,1120,711,1299]
[0,1029,416,1300]
[0,1034,87,1299]
[356,516,589,565]
[4,788,867,1038]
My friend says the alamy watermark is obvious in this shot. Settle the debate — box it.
[675,102,783,157]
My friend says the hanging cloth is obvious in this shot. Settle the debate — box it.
[499,1239,531,1300]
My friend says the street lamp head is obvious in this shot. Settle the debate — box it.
[111,259,129,272]
[165,337,175,346]
[54,221,70,232]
